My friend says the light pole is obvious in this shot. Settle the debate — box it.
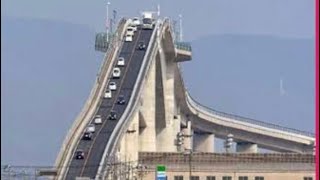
[106,1,111,42]
[179,14,183,42]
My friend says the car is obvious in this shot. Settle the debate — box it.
[112,67,121,78]
[94,115,102,124]
[117,95,126,105]
[132,17,141,25]
[137,42,146,50]
[82,132,93,140]
[109,82,117,91]
[126,27,135,36]
[75,149,85,159]
[125,34,133,42]
[108,110,117,120]
[130,25,137,32]
[104,89,112,98]
[117,57,125,66]
[86,124,95,133]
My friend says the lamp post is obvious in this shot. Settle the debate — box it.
[106,1,111,42]
[179,14,183,42]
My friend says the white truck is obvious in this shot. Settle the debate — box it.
[142,12,155,30]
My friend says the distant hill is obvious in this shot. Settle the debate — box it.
[1,17,315,165]
[182,34,314,133]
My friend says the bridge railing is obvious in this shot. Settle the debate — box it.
[177,64,315,138]
[175,41,192,52]
[186,92,315,137]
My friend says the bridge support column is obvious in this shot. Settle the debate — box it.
[193,132,215,152]
[139,58,156,152]
[182,120,192,151]
[236,142,258,153]
[155,50,179,152]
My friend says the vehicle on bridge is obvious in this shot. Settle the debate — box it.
[117,95,126,105]
[126,26,135,36]
[138,41,146,50]
[94,115,102,124]
[108,110,117,120]
[86,124,95,133]
[82,132,93,140]
[132,17,141,26]
[74,150,85,159]
[142,12,155,29]
[109,82,117,91]
[112,67,121,78]
[104,89,112,98]
[117,57,125,66]
[125,34,133,42]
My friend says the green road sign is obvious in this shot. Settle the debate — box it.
[157,165,166,172]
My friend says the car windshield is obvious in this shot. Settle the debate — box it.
[111,111,116,115]
[143,18,152,24]
[110,82,115,85]
[119,57,124,61]
[114,69,119,73]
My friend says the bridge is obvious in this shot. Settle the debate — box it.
[53,17,315,180]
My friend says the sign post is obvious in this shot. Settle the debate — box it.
[156,165,166,180]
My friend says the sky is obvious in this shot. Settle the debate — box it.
[1,0,315,40]
[1,0,316,166]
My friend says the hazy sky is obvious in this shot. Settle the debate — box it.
[2,0,315,40]
[1,0,315,166]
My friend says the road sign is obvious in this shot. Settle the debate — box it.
[156,165,166,180]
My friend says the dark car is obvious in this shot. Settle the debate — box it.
[75,150,85,159]
[108,110,117,120]
[82,132,93,140]
[137,42,146,50]
[117,95,126,105]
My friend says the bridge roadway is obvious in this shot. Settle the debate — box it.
[65,26,153,179]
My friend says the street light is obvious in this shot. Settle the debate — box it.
[106,1,111,42]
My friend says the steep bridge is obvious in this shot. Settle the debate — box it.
[54,17,315,180]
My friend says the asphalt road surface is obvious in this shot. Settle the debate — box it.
[65,26,154,180]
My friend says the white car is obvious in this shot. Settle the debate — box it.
[126,27,135,36]
[86,124,95,133]
[94,115,102,124]
[125,34,133,42]
[109,82,117,91]
[112,67,121,78]
[104,89,112,98]
[130,25,137,32]
[117,57,125,66]
[132,17,141,25]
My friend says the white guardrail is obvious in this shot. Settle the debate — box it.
[97,19,170,179]
[54,18,131,180]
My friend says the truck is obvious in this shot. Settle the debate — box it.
[142,11,155,30]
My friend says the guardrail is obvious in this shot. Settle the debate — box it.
[176,64,315,138]
[175,42,192,52]
[54,18,128,180]
[186,92,315,138]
